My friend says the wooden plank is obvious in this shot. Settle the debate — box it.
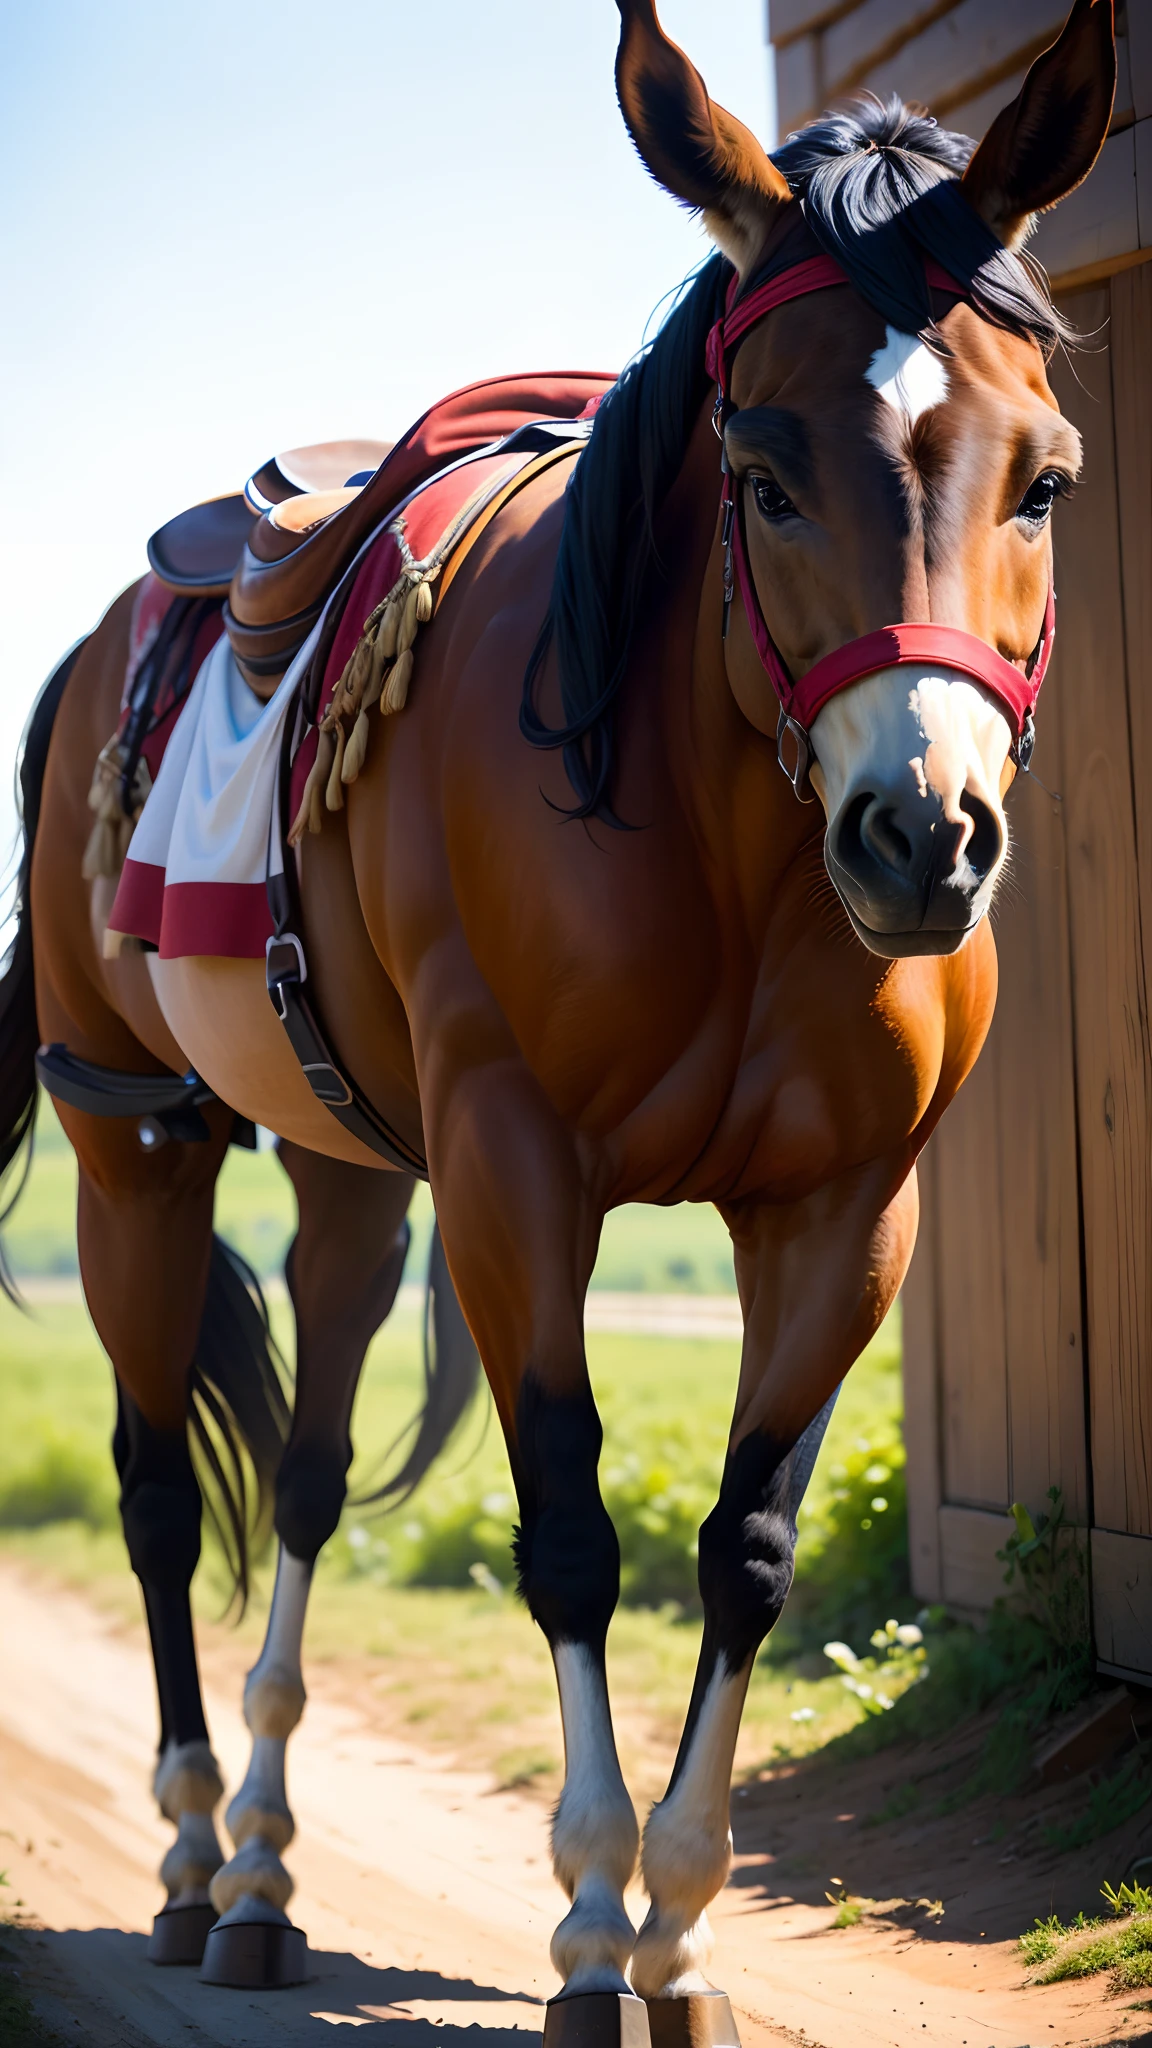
[994,688,1089,1525]
[1033,128,1140,282]
[1049,291,1152,1555]
[769,0,867,50]
[901,1144,943,1602]
[939,1504,1014,1609]
[943,70,1027,145]
[776,34,820,133]
[822,0,960,95]
[934,1023,1010,1511]
[1091,1530,1152,1676]
[1137,116,1152,248]
[855,0,1064,115]
[1131,0,1152,122]
[1103,259,1152,1537]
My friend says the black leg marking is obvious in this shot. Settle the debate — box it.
[512,1377,619,1652]
[114,1391,208,1749]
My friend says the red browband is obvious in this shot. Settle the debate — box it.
[707,251,1054,770]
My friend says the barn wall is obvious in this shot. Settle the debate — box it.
[767,1,1152,1674]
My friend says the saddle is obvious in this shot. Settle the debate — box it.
[148,373,614,692]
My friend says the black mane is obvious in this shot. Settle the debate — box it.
[520,92,1073,823]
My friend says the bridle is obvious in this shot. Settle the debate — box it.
[705,252,1054,799]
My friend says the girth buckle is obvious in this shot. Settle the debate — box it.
[265,931,307,1021]
[776,709,816,803]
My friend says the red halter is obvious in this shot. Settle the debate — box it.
[705,254,1054,791]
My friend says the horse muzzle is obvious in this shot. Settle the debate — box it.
[811,664,1012,960]
[824,781,1004,957]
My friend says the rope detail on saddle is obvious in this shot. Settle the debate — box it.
[82,592,224,885]
[83,737,154,881]
[288,438,586,847]
[288,520,438,844]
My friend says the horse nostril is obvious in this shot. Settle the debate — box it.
[958,791,1003,885]
[860,799,914,876]
[835,793,914,879]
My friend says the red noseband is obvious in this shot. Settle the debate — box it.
[707,252,1053,789]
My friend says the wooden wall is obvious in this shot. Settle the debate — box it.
[768,2,1152,289]
[766,1,1152,1676]
[903,267,1152,1680]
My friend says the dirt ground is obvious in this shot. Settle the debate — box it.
[1,1562,1150,2048]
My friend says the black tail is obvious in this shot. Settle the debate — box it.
[0,642,88,1303]
[190,1234,291,1612]
[356,1218,483,1508]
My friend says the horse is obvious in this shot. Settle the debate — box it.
[0,0,1115,2030]
[0,637,482,1978]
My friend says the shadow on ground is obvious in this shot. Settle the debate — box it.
[14,1927,545,2047]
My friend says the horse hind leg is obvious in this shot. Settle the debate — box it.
[204,1145,477,1989]
[114,1385,228,1963]
[62,1107,250,1965]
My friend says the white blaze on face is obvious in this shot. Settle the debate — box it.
[866,325,949,423]
[810,663,1013,902]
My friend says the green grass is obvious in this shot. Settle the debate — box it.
[4,1099,739,1292]
[1020,1884,1152,1993]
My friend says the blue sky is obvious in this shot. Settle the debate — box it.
[0,1,772,861]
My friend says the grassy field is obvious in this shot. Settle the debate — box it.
[4,1101,739,1292]
[0,1095,915,1799]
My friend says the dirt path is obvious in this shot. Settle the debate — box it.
[0,1563,1148,2048]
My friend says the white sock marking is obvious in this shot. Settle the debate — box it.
[633,1662,751,1999]
[211,1546,313,1925]
[549,1641,639,1997]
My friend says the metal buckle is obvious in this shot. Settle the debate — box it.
[776,709,816,802]
[302,1061,353,1108]
[265,932,307,1021]
[1011,710,1037,774]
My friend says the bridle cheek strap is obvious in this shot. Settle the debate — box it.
[709,250,1055,789]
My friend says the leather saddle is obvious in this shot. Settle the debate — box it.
[147,372,613,692]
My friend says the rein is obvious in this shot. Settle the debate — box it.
[705,253,1053,796]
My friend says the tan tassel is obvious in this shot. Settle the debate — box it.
[325,722,347,810]
[416,578,433,623]
[342,708,370,784]
[361,664,385,713]
[81,817,117,881]
[398,584,421,653]
[383,648,413,714]
[379,594,402,661]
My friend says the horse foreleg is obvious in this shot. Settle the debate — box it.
[426,1065,640,2026]
[205,1146,414,1986]
[631,1161,918,2026]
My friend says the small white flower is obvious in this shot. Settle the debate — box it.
[823,1640,861,1672]
[895,1624,924,1648]
[790,1707,816,1723]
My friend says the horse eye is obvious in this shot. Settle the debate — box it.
[1015,470,1069,528]
[750,473,798,522]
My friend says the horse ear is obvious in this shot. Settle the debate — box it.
[961,0,1116,250]
[615,0,791,277]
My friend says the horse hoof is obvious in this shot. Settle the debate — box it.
[200,1915,309,1988]
[148,1900,218,1966]
[543,1992,651,2048]
[645,1993,740,2048]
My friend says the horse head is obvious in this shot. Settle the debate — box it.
[616,0,1115,958]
